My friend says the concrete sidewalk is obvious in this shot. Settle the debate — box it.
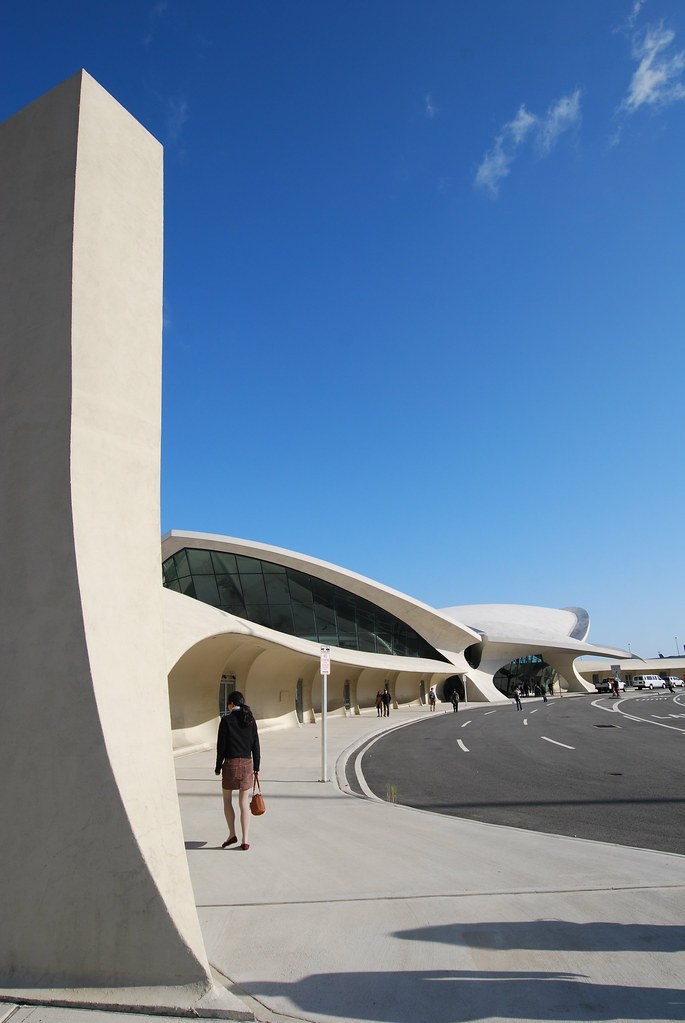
[4,704,684,1023]
[177,703,685,1023]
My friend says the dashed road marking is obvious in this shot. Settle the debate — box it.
[484,711,497,716]
[541,736,575,750]
[457,739,470,753]
[523,718,528,726]
[461,720,471,727]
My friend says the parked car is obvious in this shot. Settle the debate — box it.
[663,677,683,689]
[594,677,626,693]
[632,674,666,690]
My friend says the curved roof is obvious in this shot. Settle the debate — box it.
[440,603,629,659]
[162,530,480,665]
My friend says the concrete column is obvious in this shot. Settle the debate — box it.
[0,72,243,1017]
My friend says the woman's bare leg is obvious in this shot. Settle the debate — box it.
[222,788,236,840]
[238,787,251,846]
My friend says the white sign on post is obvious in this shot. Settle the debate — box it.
[320,647,330,782]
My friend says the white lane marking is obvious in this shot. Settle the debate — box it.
[523,718,528,726]
[594,696,685,734]
[541,736,575,750]
[461,720,471,728]
[457,739,470,753]
[530,709,539,714]
[484,710,497,716]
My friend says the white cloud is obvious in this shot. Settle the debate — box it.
[538,90,582,153]
[508,104,538,144]
[425,94,438,119]
[167,98,189,143]
[475,92,580,198]
[144,0,168,47]
[474,105,537,197]
[628,0,647,30]
[621,22,685,112]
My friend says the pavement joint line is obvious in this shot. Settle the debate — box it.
[196,881,685,909]
[208,965,304,1023]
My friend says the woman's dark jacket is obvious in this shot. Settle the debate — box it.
[215,711,261,773]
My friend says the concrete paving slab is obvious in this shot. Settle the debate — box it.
[176,706,685,1023]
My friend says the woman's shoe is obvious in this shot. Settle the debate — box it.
[240,843,250,850]
[222,836,238,848]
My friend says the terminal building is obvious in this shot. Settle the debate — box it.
[162,530,632,750]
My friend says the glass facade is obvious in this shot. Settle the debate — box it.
[493,655,558,697]
[163,546,448,661]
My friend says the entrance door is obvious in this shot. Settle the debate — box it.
[219,675,236,716]
[343,681,351,714]
[443,676,464,702]
[295,678,304,724]
[419,680,426,705]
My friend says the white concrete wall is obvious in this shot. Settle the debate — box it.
[163,588,461,747]
[0,72,226,1013]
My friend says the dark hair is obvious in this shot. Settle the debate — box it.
[228,690,254,726]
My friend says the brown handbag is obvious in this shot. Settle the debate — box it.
[250,777,265,816]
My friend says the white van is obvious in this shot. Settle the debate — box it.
[632,675,666,690]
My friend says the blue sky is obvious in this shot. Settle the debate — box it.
[3,1,683,657]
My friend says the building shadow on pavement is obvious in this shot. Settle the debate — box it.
[243,969,685,1022]
[393,920,685,953]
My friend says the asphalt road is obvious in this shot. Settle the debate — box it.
[358,692,685,855]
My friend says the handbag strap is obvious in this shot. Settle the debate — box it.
[252,777,261,796]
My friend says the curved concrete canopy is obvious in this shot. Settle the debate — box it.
[162,532,486,745]
[163,530,482,657]
[441,604,629,659]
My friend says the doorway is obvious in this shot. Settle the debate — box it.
[295,678,304,724]
[218,674,236,716]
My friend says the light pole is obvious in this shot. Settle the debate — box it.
[319,647,330,782]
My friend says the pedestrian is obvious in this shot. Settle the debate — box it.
[450,689,460,713]
[612,678,620,699]
[375,690,383,716]
[541,685,548,703]
[428,687,437,712]
[215,690,260,851]
[513,686,522,711]
[382,686,391,717]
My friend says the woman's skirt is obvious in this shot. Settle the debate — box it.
[221,757,254,791]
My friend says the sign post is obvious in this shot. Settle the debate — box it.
[319,646,330,782]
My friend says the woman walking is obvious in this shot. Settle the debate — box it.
[215,691,260,850]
